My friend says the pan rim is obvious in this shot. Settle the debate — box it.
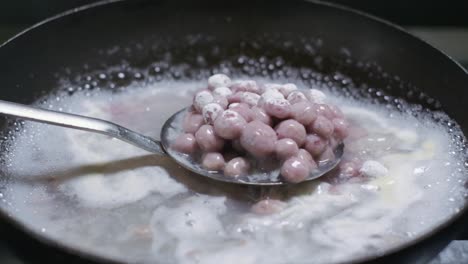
[0,0,467,263]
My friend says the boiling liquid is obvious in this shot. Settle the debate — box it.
[0,79,466,264]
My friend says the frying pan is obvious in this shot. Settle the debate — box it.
[0,0,468,263]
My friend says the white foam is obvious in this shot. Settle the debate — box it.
[0,79,466,264]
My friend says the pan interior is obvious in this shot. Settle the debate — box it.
[0,2,467,262]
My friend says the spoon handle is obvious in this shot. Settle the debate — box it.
[0,100,166,155]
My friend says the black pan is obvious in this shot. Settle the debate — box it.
[0,0,467,263]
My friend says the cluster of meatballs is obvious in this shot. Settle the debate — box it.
[171,74,349,183]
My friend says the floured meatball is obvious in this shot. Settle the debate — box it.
[171,74,348,182]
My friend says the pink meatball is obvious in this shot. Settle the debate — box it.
[296,149,318,170]
[213,86,233,97]
[214,110,247,139]
[263,98,291,119]
[309,115,334,138]
[290,101,317,126]
[202,103,223,125]
[183,112,204,134]
[332,118,349,140]
[229,103,253,122]
[224,157,250,177]
[317,147,335,164]
[278,83,298,97]
[202,152,225,171]
[262,83,282,91]
[227,92,244,104]
[304,134,327,156]
[240,121,277,158]
[275,138,299,160]
[208,74,231,90]
[240,92,261,106]
[275,119,307,146]
[193,90,214,112]
[251,199,286,215]
[230,80,261,94]
[281,157,310,183]
[287,90,308,105]
[260,88,284,105]
[172,133,197,154]
[315,104,334,119]
[250,106,272,125]
[195,125,224,152]
[212,95,229,109]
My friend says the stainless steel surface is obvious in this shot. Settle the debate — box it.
[0,100,342,186]
[0,99,165,155]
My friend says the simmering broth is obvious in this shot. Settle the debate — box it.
[0,75,466,263]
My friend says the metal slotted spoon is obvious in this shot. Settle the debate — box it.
[0,99,343,186]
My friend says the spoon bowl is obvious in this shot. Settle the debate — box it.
[0,100,343,186]
[161,108,344,186]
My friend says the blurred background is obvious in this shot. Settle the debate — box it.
[0,1,467,263]
[1,0,468,64]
